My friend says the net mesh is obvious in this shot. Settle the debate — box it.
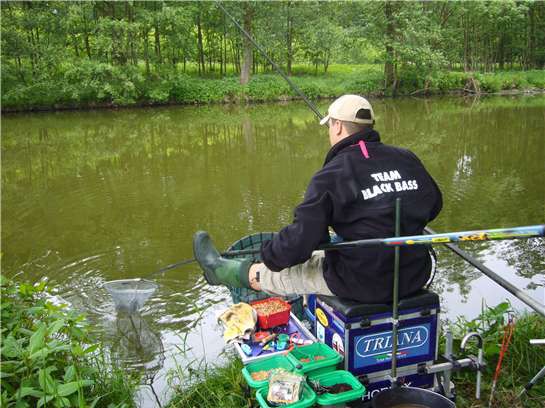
[104,279,158,313]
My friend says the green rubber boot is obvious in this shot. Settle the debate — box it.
[193,231,253,288]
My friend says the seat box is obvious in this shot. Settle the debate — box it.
[314,290,440,377]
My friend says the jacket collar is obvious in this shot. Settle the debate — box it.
[324,128,381,165]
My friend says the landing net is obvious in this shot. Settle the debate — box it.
[104,279,158,313]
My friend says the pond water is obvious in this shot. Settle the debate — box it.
[2,95,544,406]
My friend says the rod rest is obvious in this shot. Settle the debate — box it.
[317,289,440,317]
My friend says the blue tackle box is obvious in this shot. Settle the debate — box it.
[312,290,440,402]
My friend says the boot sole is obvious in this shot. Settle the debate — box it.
[193,231,220,285]
[202,267,217,285]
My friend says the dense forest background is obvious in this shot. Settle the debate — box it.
[2,1,545,109]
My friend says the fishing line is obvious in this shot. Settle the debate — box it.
[215,1,326,122]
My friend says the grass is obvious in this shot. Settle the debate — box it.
[165,305,545,408]
[166,356,253,408]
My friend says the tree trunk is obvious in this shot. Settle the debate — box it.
[143,28,150,76]
[323,52,330,73]
[384,2,397,94]
[463,15,470,71]
[84,32,92,59]
[240,2,254,85]
[286,1,293,76]
[83,3,92,59]
[26,31,36,76]
[126,2,136,65]
[224,14,228,75]
[252,50,257,74]
[527,4,536,69]
[124,2,130,65]
[207,27,213,72]
[16,56,26,84]
[154,23,161,63]
[153,2,162,64]
[73,35,80,57]
[231,39,240,74]
[221,14,226,76]
[110,3,118,64]
[498,33,505,70]
[196,12,205,75]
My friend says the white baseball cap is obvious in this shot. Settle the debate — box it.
[319,94,375,126]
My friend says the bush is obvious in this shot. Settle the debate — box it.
[526,70,545,88]
[343,72,384,94]
[63,61,144,105]
[0,276,137,408]
[474,71,544,93]
[246,75,290,100]
[429,71,468,92]
[397,67,426,93]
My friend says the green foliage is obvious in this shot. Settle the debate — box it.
[473,70,545,93]
[450,304,545,407]
[452,301,513,357]
[526,70,545,88]
[246,75,290,100]
[2,63,544,111]
[2,0,545,111]
[0,276,137,408]
[63,61,144,105]
[429,72,468,92]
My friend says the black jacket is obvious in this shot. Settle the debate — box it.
[261,129,442,303]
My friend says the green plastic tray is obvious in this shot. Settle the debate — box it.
[310,370,365,406]
[255,382,317,408]
[288,343,342,376]
[242,355,296,389]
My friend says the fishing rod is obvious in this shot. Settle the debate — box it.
[154,225,545,276]
[425,226,545,317]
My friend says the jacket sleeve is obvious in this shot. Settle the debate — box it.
[260,174,333,271]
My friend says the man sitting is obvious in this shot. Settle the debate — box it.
[193,95,442,303]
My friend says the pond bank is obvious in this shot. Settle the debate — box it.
[2,66,544,113]
[3,274,544,407]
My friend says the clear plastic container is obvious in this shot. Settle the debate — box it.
[255,382,317,408]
